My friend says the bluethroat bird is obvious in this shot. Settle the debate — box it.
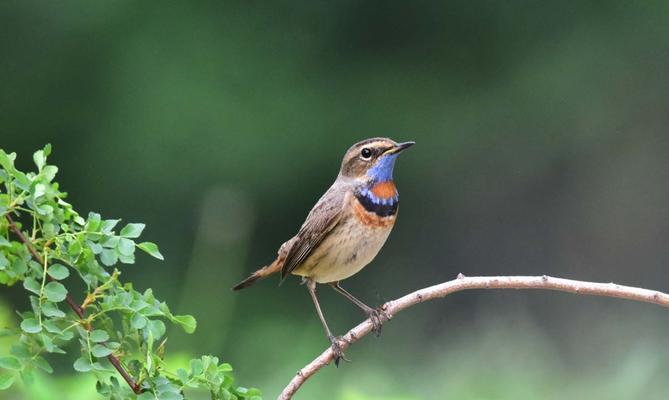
[233,137,414,365]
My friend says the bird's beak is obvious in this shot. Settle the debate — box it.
[386,141,416,155]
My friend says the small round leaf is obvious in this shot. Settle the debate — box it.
[90,330,109,343]
[47,264,69,280]
[44,282,67,302]
[91,344,113,358]
[73,357,92,372]
[20,318,41,333]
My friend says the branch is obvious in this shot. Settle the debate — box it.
[278,274,669,400]
[5,214,141,394]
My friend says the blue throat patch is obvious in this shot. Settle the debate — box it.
[355,153,401,216]
[367,153,398,183]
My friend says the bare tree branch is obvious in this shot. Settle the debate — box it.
[278,274,669,400]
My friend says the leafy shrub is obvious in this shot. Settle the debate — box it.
[0,145,260,399]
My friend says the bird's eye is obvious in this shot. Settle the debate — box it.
[360,147,372,160]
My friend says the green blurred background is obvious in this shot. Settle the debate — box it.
[2,1,669,398]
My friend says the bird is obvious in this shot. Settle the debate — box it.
[232,137,414,365]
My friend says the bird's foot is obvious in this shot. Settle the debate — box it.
[366,307,389,337]
[327,335,350,367]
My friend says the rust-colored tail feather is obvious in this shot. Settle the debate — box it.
[232,258,282,291]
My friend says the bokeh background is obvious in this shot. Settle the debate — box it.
[3,1,669,399]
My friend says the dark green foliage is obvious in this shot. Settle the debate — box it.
[0,145,260,399]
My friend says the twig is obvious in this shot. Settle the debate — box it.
[278,274,669,400]
[5,214,141,394]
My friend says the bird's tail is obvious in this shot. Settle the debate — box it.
[232,258,282,290]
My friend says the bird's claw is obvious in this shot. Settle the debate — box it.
[328,335,350,367]
[367,307,388,337]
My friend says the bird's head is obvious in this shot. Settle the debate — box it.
[339,137,415,182]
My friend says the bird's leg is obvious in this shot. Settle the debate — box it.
[306,279,349,366]
[329,282,387,336]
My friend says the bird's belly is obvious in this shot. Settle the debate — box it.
[292,217,393,283]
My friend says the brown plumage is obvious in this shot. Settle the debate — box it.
[232,137,414,365]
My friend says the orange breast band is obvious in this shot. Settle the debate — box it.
[370,181,397,199]
[352,196,396,228]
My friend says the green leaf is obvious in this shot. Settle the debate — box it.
[42,165,58,182]
[0,372,14,390]
[176,368,188,384]
[91,361,114,373]
[20,318,41,333]
[44,281,67,302]
[0,253,8,270]
[118,252,135,264]
[0,150,14,171]
[47,264,69,280]
[157,392,182,400]
[29,295,40,315]
[106,341,120,350]
[40,334,59,354]
[33,149,46,171]
[74,215,86,226]
[138,242,164,260]
[73,357,92,372]
[172,315,197,334]
[23,277,41,295]
[27,260,42,275]
[35,204,53,216]
[100,248,118,266]
[34,356,53,374]
[43,319,62,334]
[67,241,82,257]
[0,356,21,370]
[11,343,31,358]
[42,222,57,238]
[10,258,27,275]
[96,381,109,396]
[42,302,65,318]
[147,320,166,340]
[87,240,102,254]
[85,212,102,232]
[33,183,46,199]
[190,359,203,376]
[120,223,145,238]
[101,219,120,234]
[101,235,120,248]
[90,330,109,343]
[59,330,74,341]
[91,344,113,358]
[131,313,147,330]
[117,238,135,256]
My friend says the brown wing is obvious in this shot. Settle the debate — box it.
[280,185,346,280]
